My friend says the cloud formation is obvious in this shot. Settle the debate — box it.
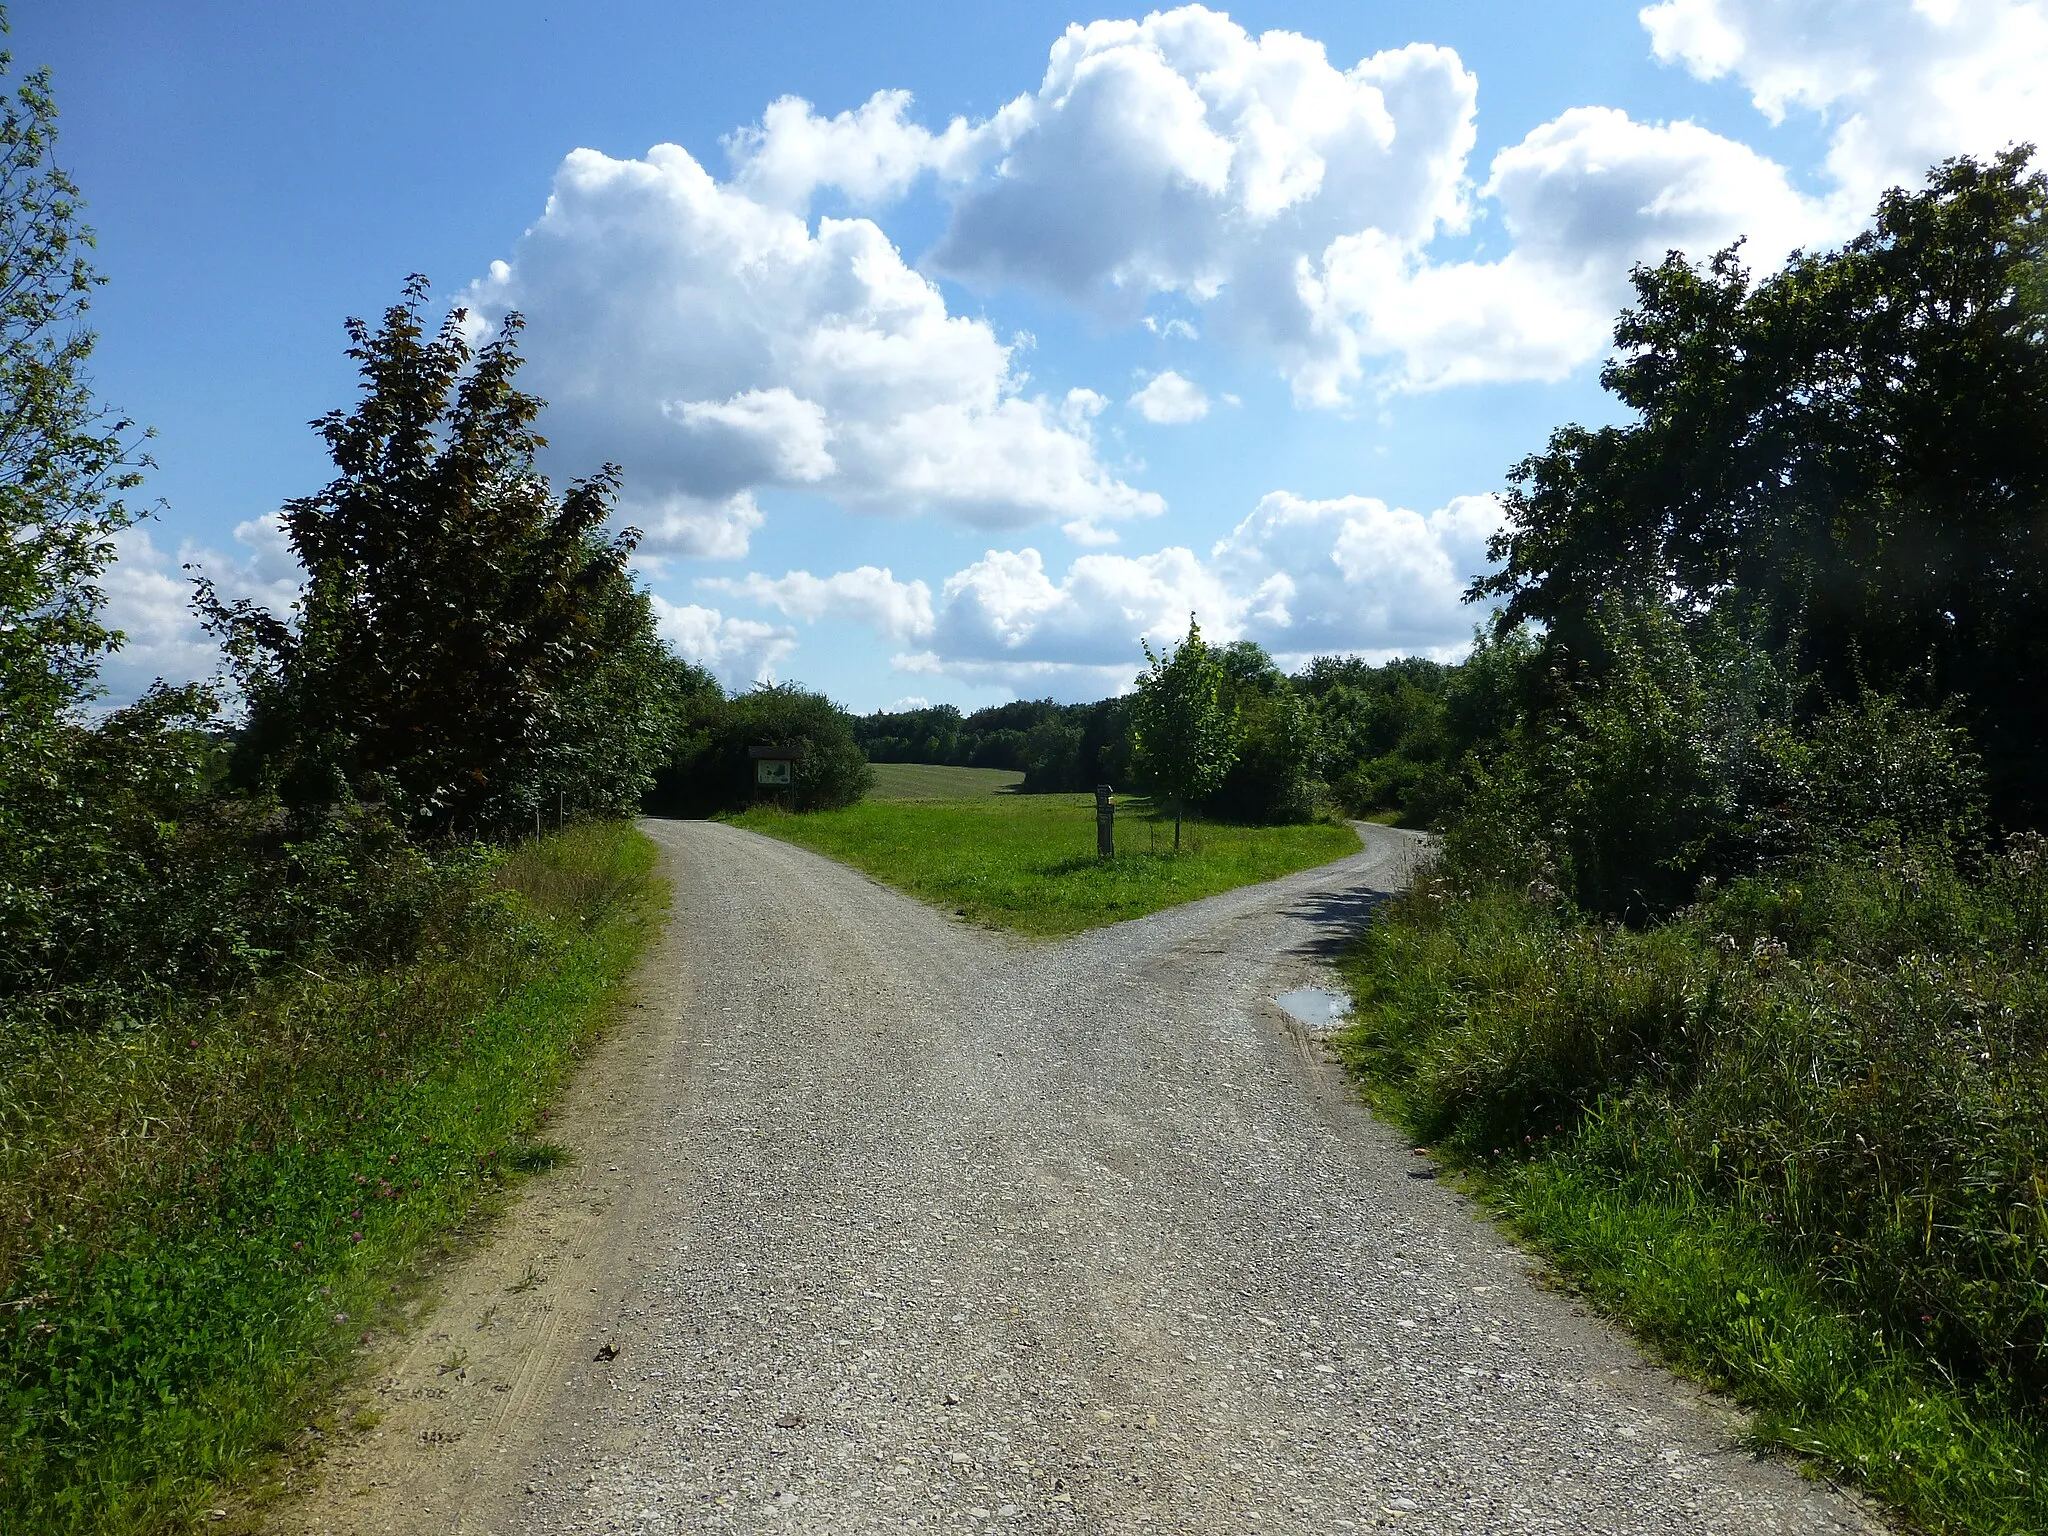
[649,596,796,688]
[95,515,302,704]
[1296,106,1828,393]
[713,488,1504,696]
[905,6,1846,397]
[1129,369,1210,423]
[1642,0,2048,210]
[466,140,1163,554]
[704,565,934,642]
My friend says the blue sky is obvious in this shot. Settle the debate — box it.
[23,0,2048,710]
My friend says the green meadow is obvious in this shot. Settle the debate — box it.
[730,785,1359,937]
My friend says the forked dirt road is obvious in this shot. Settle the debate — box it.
[277,820,1882,1535]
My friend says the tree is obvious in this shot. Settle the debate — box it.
[1476,150,2048,824]
[0,20,218,1026]
[0,22,142,736]
[202,277,656,837]
[1131,616,1239,849]
[1203,640,1318,823]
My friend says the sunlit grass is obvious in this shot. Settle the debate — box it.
[0,821,664,1532]
[729,792,1359,937]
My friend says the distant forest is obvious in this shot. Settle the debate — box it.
[853,649,1471,826]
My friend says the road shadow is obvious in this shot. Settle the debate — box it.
[1284,883,1398,960]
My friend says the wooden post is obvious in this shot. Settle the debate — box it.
[1095,784,1115,860]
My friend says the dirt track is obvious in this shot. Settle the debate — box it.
[275,819,1882,1534]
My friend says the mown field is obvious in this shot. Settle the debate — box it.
[729,790,1359,937]
[0,822,663,1533]
[865,762,1024,799]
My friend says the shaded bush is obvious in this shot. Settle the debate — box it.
[1205,682,1318,823]
[648,682,871,815]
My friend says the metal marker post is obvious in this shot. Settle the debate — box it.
[1095,784,1115,860]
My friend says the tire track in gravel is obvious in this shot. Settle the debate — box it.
[273,819,1888,1535]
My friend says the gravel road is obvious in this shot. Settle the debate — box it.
[278,819,1884,1535]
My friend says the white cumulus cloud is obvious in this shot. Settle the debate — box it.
[465,137,1163,554]
[1642,0,2048,210]
[1296,107,1831,393]
[650,595,795,688]
[932,11,1476,310]
[703,565,934,642]
[722,487,1505,696]
[910,6,1854,399]
[1129,369,1211,423]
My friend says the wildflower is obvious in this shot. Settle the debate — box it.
[333,1312,347,1324]
[350,1232,363,1243]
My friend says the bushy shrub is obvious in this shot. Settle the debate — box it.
[647,682,871,815]
[1752,692,1987,863]
[1206,683,1319,823]
[1445,602,1799,918]
[1344,832,2048,1408]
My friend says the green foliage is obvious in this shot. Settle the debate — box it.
[1131,616,1239,845]
[1204,641,1320,823]
[648,680,872,815]
[733,792,1355,938]
[1333,155,2048,1530]
[201,277,667,838]
[1755,691,1988,862]
[1479,148,2048,824]
[0,822,662,1529]
[854,697,1134,794]
[0,21,142,738]
[856,702,966,765]
[1294,655,1457,825]
[1447,602,1794,917]
[1019,715,1086,793]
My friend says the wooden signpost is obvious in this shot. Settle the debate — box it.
[1095,783,1115,860]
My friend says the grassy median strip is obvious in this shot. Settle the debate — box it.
[1336,856,2048,1536]
[0,821,664,1534]
[730,792,1359,938]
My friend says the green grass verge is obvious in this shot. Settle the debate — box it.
[866,762,1025,799]
[1335,868,2048,1536]
[0,821,665,1533]
[728,793,1359,937]
[1462,1154,2048,1533]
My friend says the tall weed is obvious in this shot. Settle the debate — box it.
[1340,835,2048,1532]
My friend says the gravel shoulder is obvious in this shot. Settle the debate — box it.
[273,819,1886,1535]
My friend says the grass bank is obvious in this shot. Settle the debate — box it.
[1336,844,2048,1536]
[0,820,664,1533]
[730,792,1358,937]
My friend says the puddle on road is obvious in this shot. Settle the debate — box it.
[1274,986,1352,1030]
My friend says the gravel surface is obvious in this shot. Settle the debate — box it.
[277,819,1885,1535]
